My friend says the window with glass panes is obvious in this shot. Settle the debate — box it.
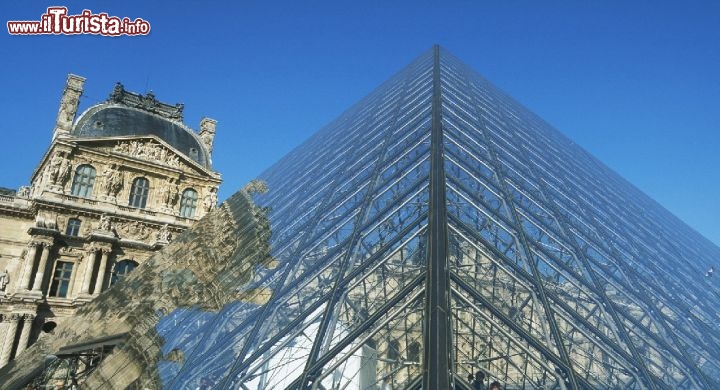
[129,177,150,208]
[70,165,96,198]
[49,261,74,297]
[65,218,81,236]
[180,188,198,217]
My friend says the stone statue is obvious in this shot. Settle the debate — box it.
[109,82,125,102]
[170,183,179,206]
[46,152,65,185]
[17,186,30,198]
[159,178,179,207]
[199,118,217,154]
[57,156,71,186]
[0,269,8,291]
[98,214,111,231]
[157,224,172,242]
[203,187,218,212]
[100,164,123,197]
[158,179,170,206]
[59,95,78,123]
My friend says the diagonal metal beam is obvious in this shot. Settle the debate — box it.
[297,58,424,388]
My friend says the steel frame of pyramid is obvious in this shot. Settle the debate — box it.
[152,46,720,389]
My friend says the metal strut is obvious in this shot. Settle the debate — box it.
[423,44,452,389]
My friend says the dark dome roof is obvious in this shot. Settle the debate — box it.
[72,104,210,168]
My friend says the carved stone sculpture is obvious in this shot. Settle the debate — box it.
[114,141,181,168]
[17,186,31,198]
[158,178,179,208]
[157,224,171,243]
[100,164,123,197]
[203,187,218,212]
[98,214,111,231]
[46,152,64,185]
[118,220,150,241]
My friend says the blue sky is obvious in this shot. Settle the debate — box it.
[1,2,719,245]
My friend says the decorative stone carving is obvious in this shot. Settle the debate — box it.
[203,187,218,212]
[59,246,78,255]
[56,215,68,231]
[34,214,57,230]
[54,74,85,136]
[16,186,31,198]
[59,95,78,123]
[99,163,124,198]
[199,118,217,155]
[108,82,184,121]
[0,270,8,291]
[108,82,124,102]
[158,178,180,208]
[98,214,112,231]
[46,152,71,188]
[157,224,172,243]
[81,221,92,236]
[118,220,151,241]
[113,140,181,168]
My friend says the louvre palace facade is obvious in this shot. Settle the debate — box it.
[2,46,720,389]
[0,75,221,369]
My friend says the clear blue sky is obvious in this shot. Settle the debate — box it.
[1,2,719,245]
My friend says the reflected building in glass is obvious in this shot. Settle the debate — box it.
[3,46,720,389]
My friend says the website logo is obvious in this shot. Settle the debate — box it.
[7,7,151,36]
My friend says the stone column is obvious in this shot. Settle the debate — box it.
[17,242,39,291]
[80,247,98,295]
[31,243,52,292]
[0,314,20,367]
[93,249,111,296]
[14,314,34,357]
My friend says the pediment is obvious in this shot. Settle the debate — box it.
[73,136,216,177]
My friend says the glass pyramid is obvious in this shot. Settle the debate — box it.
[5,46,720,389]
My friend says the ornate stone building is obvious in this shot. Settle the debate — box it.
[0,74,221,368]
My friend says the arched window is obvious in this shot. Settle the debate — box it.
[70,164,96,198]
[179,188,198,218]
[129,177,150,208]
[111,259,138,285]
